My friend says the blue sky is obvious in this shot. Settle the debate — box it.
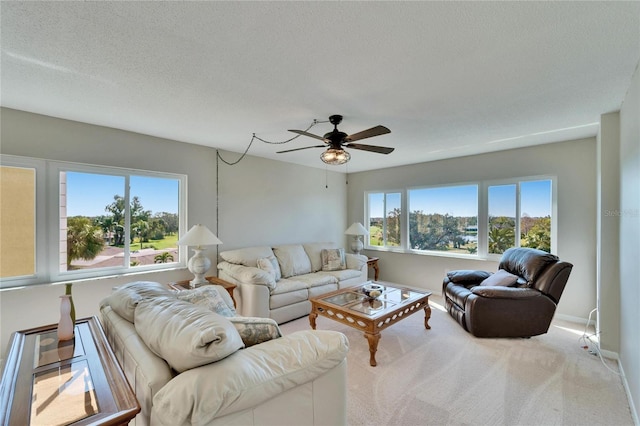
[371,180,551,218]
[66,172,179,217]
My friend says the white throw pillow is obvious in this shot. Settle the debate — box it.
[321,248,346,271]
[256,255,282,281]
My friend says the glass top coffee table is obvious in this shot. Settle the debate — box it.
[309,282,432,366]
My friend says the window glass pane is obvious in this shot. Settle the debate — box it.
[368,193,384,247]
[63,172,125,271]
[128,176,180,267]
[488,184,516,254]
[408,185,478,254]
[1,166,36,278]
[385,193,401,246]
[520,180,552,252]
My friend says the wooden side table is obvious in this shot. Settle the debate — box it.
[367,257,380,281]
[0,317,140,426]
[169,276,237,308]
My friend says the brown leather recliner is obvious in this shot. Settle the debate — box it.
[442,247,573,338]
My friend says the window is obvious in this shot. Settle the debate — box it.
[408,184,478,255]
[367,192,402,248]
[365,177,555,258]
[0,155,187,288]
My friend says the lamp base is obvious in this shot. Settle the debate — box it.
[350,236,364,255]
[187,247,211,289]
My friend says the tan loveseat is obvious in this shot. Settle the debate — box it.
[217,242,368,323]
[99,281,348,426]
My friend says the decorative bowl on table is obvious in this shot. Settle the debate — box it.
[362,283,384,299]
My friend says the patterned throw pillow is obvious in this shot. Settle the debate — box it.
[257,255,282,281]
[177,286,237,317]
[321,248,346,271]
[228,316,282,347]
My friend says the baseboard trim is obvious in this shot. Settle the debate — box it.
[618,360,640,426]
[554,313,595,326]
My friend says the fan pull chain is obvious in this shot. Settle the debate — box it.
[325,165,328,189]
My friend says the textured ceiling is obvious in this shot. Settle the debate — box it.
[1,1,639,172]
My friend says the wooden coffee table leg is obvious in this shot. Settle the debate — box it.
[424,303,432,330]
[309,311,318,330]
[364,332,381,367]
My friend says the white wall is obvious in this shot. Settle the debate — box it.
[347,138,597,320]
[619,63,640,423]
[0,108,348,356]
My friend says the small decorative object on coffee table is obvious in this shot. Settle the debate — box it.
[169,276,237,308]
[309,282,432,367]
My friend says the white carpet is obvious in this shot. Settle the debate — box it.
[279,298,633,426]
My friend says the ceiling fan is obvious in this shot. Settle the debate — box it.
[277,115,394,165]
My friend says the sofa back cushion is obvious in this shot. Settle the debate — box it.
[135,297,244,373]
[273,244,312,278]
[219,246,274,268]
[303,242,338,272]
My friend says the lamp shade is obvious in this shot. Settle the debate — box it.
[345,222,369,236]
[177,224,222,247]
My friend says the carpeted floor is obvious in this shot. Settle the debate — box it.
[278,297,633,426]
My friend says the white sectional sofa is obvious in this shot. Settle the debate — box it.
[217,242,368,323]
[99,281,349,426]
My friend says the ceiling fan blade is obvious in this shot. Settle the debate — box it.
[344,125,391,142]
[277,145,325,154]
[344,143,395,155]
[288,129,327,142]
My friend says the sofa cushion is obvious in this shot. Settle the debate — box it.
[321,248,347,271]
[294,272,338,288]
[271,278,308,295]
[102,281,174,323]
[303,242,338,272]
[319,268,361,282]
[273,244,312,278]
[480,269,519,287]
[257,255,282,281]
[228,316,282,347]
[220,246,274,268]
[135,297,244,373]
[176,286,237,317]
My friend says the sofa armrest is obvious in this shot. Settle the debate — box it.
[151,330,348,426]
[471,286,541,299]
[345,253,367,271]
[217,261,276,290]
[445,270,492,285]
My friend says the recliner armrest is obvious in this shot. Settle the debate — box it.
[446,270,492,285]
[471,286,541,299]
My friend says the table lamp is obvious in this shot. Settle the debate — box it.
[177,224,222,288]
[345,222,369,255]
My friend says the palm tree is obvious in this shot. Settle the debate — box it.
[67,217,104,268]
[154,252,174,263]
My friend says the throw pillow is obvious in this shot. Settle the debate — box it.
[321,248,346,271]
[228,316,282,347]
[480,269,519,287]
[256,255,282,281]
[177,286,237,317]
[103,281,174,323]
[135,297,244,373]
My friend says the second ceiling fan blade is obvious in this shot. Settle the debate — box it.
[288,129,327,142]
[345,125,391,142]
[344,143,395,154]
[277,145,325,154]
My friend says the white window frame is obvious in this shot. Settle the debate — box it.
[0,155,187,288]
[365,190,404,251]
[364,175,557,260]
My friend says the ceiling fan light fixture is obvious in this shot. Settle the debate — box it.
[321,148,350,165]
